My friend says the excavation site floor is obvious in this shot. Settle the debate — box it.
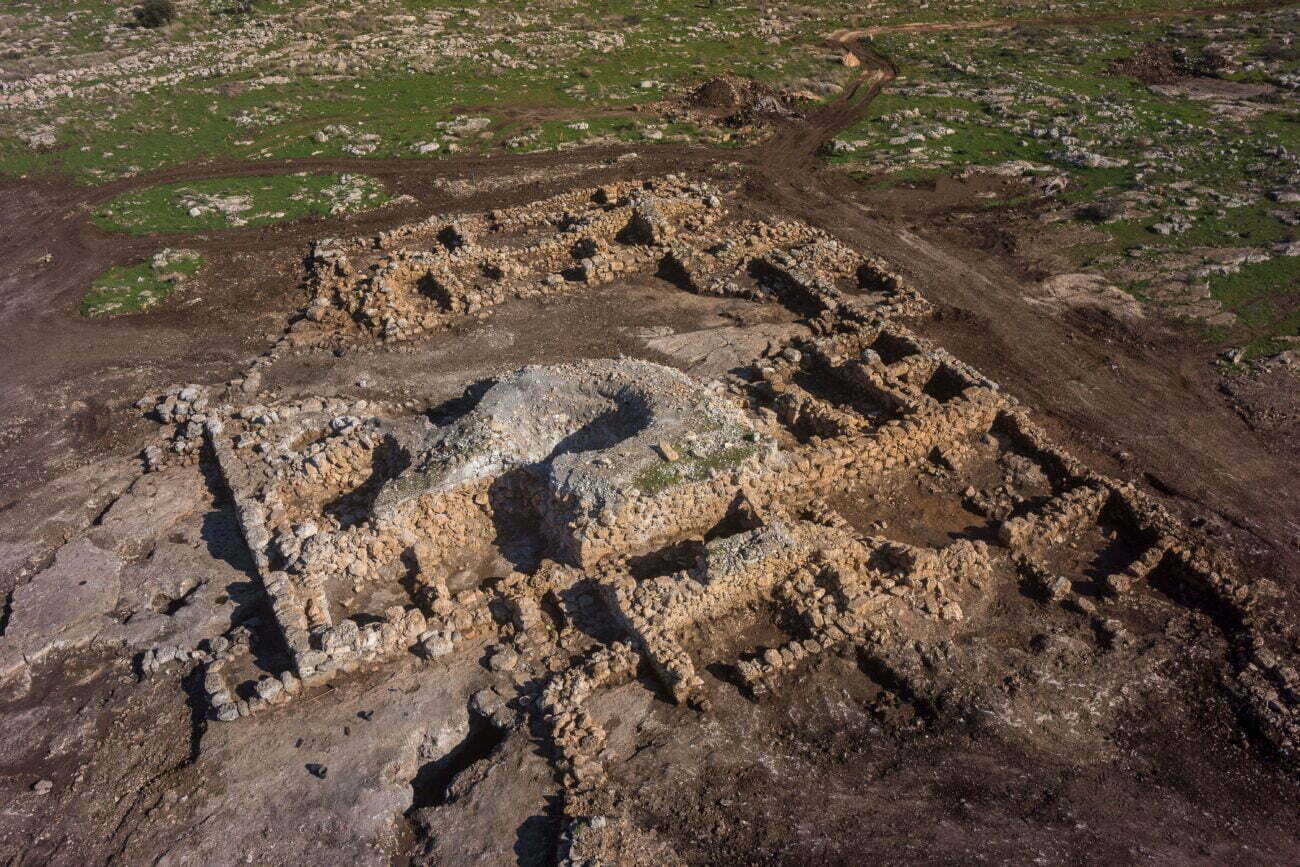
[1,6,1299,864]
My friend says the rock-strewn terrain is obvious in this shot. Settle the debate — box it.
[1,0,1298,862]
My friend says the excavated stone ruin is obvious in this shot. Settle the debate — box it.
[122,176,1300,861]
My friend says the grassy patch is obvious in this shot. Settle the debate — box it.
[92,173,389,234]
[829,9,1300,359]
[1206,254,1300,322]
[80,249,204,317]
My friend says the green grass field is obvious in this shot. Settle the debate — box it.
[3,0,1259,185]
[0,0,847,184]
[81,250,205,317]
[92,173,390,234]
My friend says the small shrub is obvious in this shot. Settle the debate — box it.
[133,0,177,29]
[1078,201,1124,223]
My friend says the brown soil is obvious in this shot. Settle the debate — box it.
[1110,41,1228,84]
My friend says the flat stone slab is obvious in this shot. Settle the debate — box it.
[87,465,209,557]
[646,323,809,378]
[3,537,123,668]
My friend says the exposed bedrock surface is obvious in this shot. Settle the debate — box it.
[375,358,770,560]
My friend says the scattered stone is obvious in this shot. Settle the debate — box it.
[487,646,519,672]
[1104,573,1133,596]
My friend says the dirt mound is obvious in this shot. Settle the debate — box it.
[1110,42,1229,84]
[687,76,799,125]
[690,77,747,110]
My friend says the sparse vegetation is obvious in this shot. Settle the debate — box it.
[92,174,390,234]
[0,0,856,183]
[634,443,758,493]
[80,249,204,317]
[826,9,1299,354]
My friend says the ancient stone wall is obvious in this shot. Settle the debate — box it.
[157,175,1297,790]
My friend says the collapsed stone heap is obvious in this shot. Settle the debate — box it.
[145,177,1296,851]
